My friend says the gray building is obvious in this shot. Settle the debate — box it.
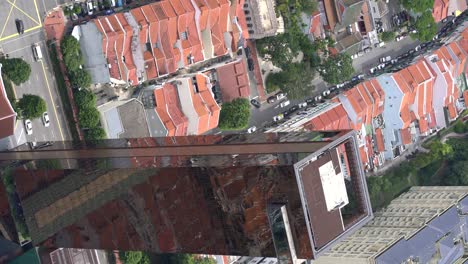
[73,23,111,85]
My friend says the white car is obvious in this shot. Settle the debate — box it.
[314,95,323,102]
[414,45,421,52]
[395,35,404,41]
[87,1,94,15]
[322,89,331,97]
[380,56,392,63]
[279,100,290,108]
[24,119,33,135]
[369,67,376,74]
[357,74,365,79]
[42,112,50,127]
[247,126,257,133]
[351,54,358,59]
[276,92,286,101]
[377,63,386,70]
[298,102,307,108]
[273,114,284,122]
[391,59,398,64]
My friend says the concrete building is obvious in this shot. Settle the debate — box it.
[242,0,283,39]
[315,186,468,264]
[10,130,372,262]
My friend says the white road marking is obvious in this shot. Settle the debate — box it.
[0,29,41,45]
[16,129,24,145]
[36,74,40,81]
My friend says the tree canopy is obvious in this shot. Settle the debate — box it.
[61,36,80,55]
[84,126,106,140]
[61,36,83,72]
[74,89,97,110]
[79,107,101,128]
[266,62,315,99]
[70,69,92,89]
[413,11,437,42]
[381,31,396,42]
[218,98,250,130]
[0,58,31,85]
[401,0,434,13]
[18,94,47,119]
[119,251,145,264]
[299,0,318,14]
[318,53,355,85]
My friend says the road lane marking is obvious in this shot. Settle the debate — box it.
[40,60,65,141]
[34,0,41,25]
[16,128,24,145]
[0,25,42,42]
[5,0,41,25]
[0,0,17,39]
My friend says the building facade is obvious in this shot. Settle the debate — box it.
[2,130,372,262]
[315,186,468,264]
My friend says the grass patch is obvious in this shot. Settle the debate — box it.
[48,42,79,140]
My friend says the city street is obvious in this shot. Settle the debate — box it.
[0,0,72,143]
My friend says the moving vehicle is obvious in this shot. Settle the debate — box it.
[15,19,24,34]
[380,56,392,63]
[247,126,257,133]
[250,99,261,108]
[273,114,284,121]
[24,119,32,135]
[32,44,43,61]
[279,100,290,108]
[42,112,50,127]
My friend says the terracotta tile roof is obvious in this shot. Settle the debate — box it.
[356,84,373,125]
[375,128,385,152]
[216,60,250,102]
[432,0,449,22]
[304,104,351,131]
[359,146,368,165]
[162,83,189,136]
[154,88,176,136]
[429,110,437,129]
[419,117,429,134]
[448,102,457,120]
[197,74,220,130]
[400,128,412,145]
[0,71,16,139]
[464,90,468,108]
[323,0,338,30]
[361,2,372,33]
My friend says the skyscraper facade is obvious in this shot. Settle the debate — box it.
[0,130,372,262]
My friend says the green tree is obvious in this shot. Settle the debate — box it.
[401,0,434,13]
[61,36,83,72]
[0,58,31,85]
[319,53,355,84]
[256,34,295,68]
[300,0,318,14]
[266,62,315,99]
[73,5,82,14]
[85,127,106,140]
[79,107,101,128]
[381,31,396,42]
[218,98,250,130]
[63,53,84,73]
[445,161,468,185]
[453,120,467,134]
[413,11,437,42]
[70,69,92,89]
[119,251,142,264]
[18,94,47,119]
[61,35,80,55]
[74,89,97,110]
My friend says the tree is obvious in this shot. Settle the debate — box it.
[61,35,80,55]
[85,127,106,140]
[61,36,83,72]
[381,31,396,42]
[319,53,355,84]
[413,11,437,42]
[63,53,84,72]
[74,89,97,110]
[70,69,92,89]
[401,0,434,13]
[73,5,82,15]
[0,58,31,85]
[218,98,250,130]
[79,107,101,128]
[445,161,468,185]
[453,120,467,134]
[266,62,315,99]
[300,0,318,14]
[256,34,295,68]
[18,94,47,119]
[119,251,143,264]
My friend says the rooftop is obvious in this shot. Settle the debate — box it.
[0,65,16,140]
[215,60,250,102]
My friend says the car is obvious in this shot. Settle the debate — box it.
[433,34,439,41]
[244,47,251,58]
[305,98,314,104]
[377,27,384,33]
[357,74,365,79]
[280,100,290,108]
[375,42,385,48]
[314,95,322,102]
[395,35,404,41]
[297,111,308,115]
[298,102,307,108]
[336,83,345,88]
[380,56,391,63]
[369,67,376,74]
[267,96,277,104]
[42,112,50,127]
[351,54,358,59]
[104,9,115,15]
[414,45,421,52]
[357,51,364,57]
[250,99,261,108]
[15,19,24,34]
[377,63,386,70]
[276,92,286,101]
[24,119,33,135]
[273,114,284,121]
[32,44,43,61]
[87,1,94,15]
[247,58,254,71]
[391,59,398,64]
[322,89,331,97]
[364,47,372,53]
[247,126,257,133]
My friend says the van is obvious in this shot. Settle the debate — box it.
[32,44,43,61]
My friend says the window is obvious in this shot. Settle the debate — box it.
[246,17,251,21]
[243,3,248,7]
[244,10,250,15]
[247,23,253,28]
[180,31,188,40]
[248,30,254,34]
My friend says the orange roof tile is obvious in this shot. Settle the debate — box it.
[419,118,429,134]
[400,128,412,145]
[216,60,250,102]
[375,128,385,152]
[154,88,176,136]
[359,146,369,165]
[448,102,457,120]
[432,0,449,22]
[162,83,188,136]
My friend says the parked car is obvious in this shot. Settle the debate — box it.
[276,92,286,101]
[15,19,24,34]
[32,44,43,61]
[364,47,372,53]
[414,45,421,52]
[380,56,391,63]
[351,54,358,59]
[273,114,284,121]
[87,1,94,15]
[357,74,365,79]
[377,63,386,70]
[42,112,50,127]
[244,47,251,58]
[357,51,364,57]
[298,102,307,108]
[395,35,405,41]
[305,98,315,104]
[24,119,32,135]
[369,67,376,74]
[391,59,398,64]
[314,95,322,102]
[322,89,331,97]
[267,96,277,103]
[247,126,257,133]
[104,9,115,15]
[280,100,290,108]
[250,99,261,108]
[375,42,385,48]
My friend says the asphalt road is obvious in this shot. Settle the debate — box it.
[0,0,72,144]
